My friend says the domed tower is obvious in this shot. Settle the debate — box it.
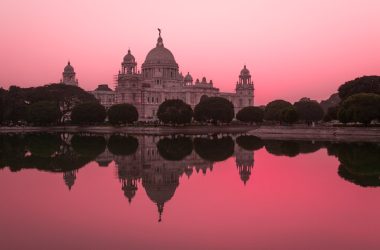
[235,65,254,110]
[61,61,79,86]
[141,29,179,84]
[122,49,137,74]
[184,72,193,86]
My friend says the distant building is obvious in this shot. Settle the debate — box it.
[91,84,115,108]
[60,61,79,86]
[61,31,255,120]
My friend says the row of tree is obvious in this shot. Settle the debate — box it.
[1,75,379,126]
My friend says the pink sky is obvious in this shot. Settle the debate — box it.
[1,0,379,105]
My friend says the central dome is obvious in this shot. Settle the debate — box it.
[142,35,178,68]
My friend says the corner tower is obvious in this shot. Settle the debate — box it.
[235,65,254,108]
[61,61,79,86]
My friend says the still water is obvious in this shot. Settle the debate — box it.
[0,133,379,250]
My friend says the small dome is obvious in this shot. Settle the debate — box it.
[184,72,193,82]
[123,49,135,63]
[64,61,74,73]
[240,65,250,76]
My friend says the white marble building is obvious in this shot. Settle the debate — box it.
[64,31,254,120]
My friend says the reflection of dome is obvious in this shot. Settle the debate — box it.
[143,176,179,222]
[64,61,75,73]
[123,49,135,63]
[184,72,193,83]
[144,182,178,205]
[240,65,250,76]
[142,35,178,68]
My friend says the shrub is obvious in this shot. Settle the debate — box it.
[294,100,324,123]
[236,106,264,124]
[194,97,234,124]
[157,99,193,124]
[264,100,292,121]
[108,103,138,125]
[71,102,106,124]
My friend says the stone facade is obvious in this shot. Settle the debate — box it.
[88,31,254,120]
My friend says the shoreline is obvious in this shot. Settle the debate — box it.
[1,125,380,141]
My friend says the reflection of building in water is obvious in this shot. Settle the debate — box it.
[235,144,254,185]
[104,135,256,221]
[112,135,213,221]
[63,170,78,190]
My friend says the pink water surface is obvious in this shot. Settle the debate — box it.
[1,148,379,249]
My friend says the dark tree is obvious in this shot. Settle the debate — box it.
[264,100,292,121]
[157,99,193,124]
[323,106,338,122]
[157,137,193,161]
[194,136,235,162]
[71,102,106,124]
[236,106,264,124]
[338,76,380,100]
[280,106,299,124]
[107,135,139,156]
[236,135,264,151]
[337,93,380,125]
[294,99,324,123]
[108,103,138,125]
[27,101,61,125]
[194,97,234,124]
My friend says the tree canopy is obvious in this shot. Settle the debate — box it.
[157,99,193,124]
[294,99,324,123]
[108,103,138,125]
[264,100,292,121]
[280,106,299,124]
[71,102,106,124]
[27,101,61,125]
[1,84,97,124]
[338,76,380,100]
[338,93,380,125]
[236,106,264,124]
[194,97,234,124]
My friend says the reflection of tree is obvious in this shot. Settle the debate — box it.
[0,133,109,189]
[329,143,380,187]
[26,133,61,157]
[71,135,106,158]
[297,141,324,154]
[157,136,193,161]
[236,135,264,151]
[107,135,139,156]
[264,140,300,157]
[194,136,234,162]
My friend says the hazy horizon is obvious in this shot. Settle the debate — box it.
[1,0,380,105]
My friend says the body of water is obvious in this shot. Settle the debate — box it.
[0,133,379,249]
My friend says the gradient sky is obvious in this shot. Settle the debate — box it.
[1,0,379,105]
